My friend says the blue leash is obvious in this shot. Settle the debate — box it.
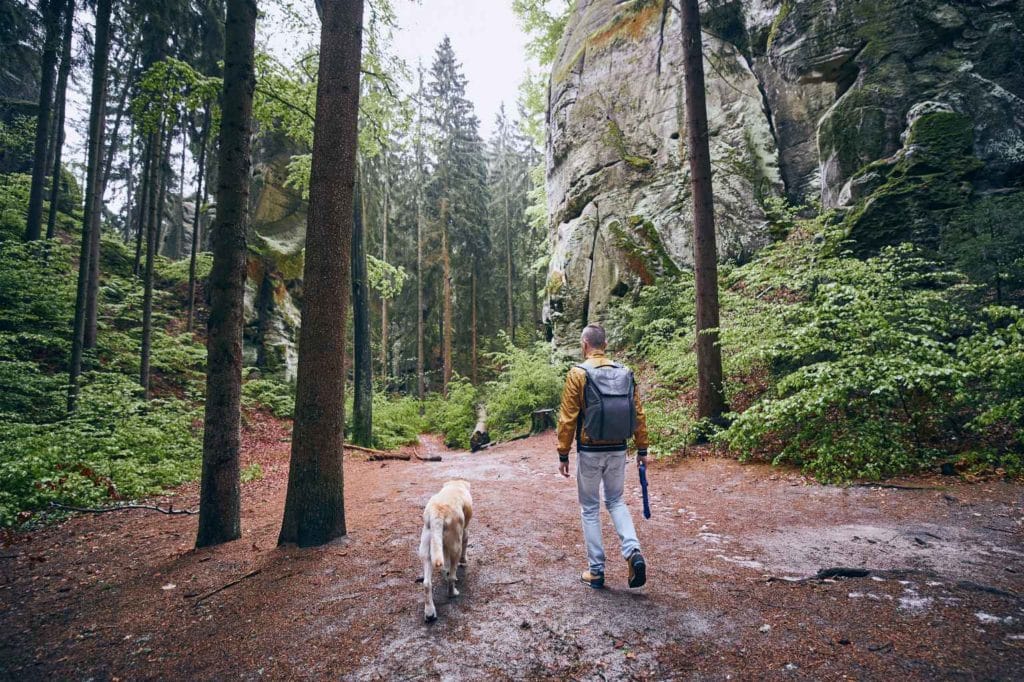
[638,462,651,519]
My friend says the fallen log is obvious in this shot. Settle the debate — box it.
[344,443,391,456]
[342,444,412,461]
[363,453,412,462]
[413,450,442,462]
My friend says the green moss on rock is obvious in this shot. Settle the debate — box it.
[603,119,654,172]
[844,111,983,253]
[609,215,681,283]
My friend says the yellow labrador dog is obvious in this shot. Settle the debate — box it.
[419,479,473,622]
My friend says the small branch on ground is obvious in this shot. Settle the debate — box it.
[49,502,197,516]
[344,444,410,461]
[850,483,944,491]
[766,567,1021,601]
[193,569,262,607]
[983,526,1018,534]
[413,449,442,462]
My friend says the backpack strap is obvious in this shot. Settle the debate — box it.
[574,364,590,448]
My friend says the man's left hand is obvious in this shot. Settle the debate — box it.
[558,459,570,478]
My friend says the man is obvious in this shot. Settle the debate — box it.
[557,324,649,589]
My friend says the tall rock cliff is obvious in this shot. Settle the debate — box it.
[544,0,1024,344]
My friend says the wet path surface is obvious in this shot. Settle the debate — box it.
[1,424,1022,680]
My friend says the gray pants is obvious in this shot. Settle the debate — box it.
[577,449,641,574]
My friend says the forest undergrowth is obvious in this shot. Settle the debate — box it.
[610,208,1023,482]
[2,172,1021,527]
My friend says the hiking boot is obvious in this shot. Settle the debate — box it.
[580,569,605,589]
[627,551,647,588]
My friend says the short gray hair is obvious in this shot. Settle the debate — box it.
[581,324,607,348]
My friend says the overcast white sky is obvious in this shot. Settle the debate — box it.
[67,1,536,196]
[390,0,534,137]
[261,0,536,139]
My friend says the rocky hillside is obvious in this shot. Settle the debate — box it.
[543,0,1024,345]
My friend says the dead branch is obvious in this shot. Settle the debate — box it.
[367,453,412,461]
[193,569,262,607]
[49,502,197,516]
[815,567,871,579]
[850,483,944,491]
[413,451,442,462]
[344,443,391,455]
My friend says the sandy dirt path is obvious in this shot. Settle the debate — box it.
[1,419,1022,680]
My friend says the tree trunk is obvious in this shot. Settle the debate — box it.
[504,192,514,342]
[153,129,174,256]
[140,124,163,399]
[278,0,364,548]
[25,0,62,241]
[44,0,74,241]
[471,260,478,384]
[379,168,388,384]
[440,196,453,394]
[351,175,372,447]
[176,126,188,260]
[124,124,135,243]
[415,69,426,413]
[67,0,111,412]
[679,0,727,422]
[100,64,131,193]
[133,140,152,276]
[84,68,131,349]
[531,270,539,334]
[195,0,257,549]
[187,107,210,332]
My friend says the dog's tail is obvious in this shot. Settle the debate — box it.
[429,512,444,569]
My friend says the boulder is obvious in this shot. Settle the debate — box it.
[544,0,1024,346]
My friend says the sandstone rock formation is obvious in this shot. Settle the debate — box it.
[544,0,1024,345]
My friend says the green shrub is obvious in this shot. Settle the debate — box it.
[483,338,567,442]
[156,251,213,287]
[0,373,201,526]
[0,118,36,171]
[371,394,427,450]
[241,462,264,483]
[425,376,479,448]
[612,223,1022,481]
[0,173,32,238]
[242,378,295,418]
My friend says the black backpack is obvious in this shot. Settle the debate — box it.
[576,362,637,442]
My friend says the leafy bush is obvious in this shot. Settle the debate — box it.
[242,378,295,418]
[241,462,264,483]
[0,173,32,238]
[371,394,427,450]
[0,373,201,525]
[425,376,479,448]
[611,223,1023,481]
[156,251,213,287]
[483,338,567,442]
[0,118,36,171]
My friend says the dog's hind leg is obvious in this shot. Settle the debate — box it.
[444,555,459,598]
[459,527,469,567]
[419,528,437,622]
